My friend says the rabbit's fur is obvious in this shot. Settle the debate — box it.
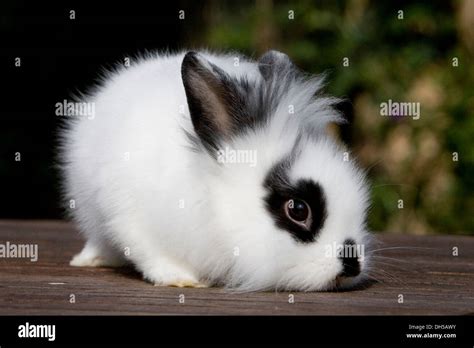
[59,50,371,291]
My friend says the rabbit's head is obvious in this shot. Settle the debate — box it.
[181,51,371,291]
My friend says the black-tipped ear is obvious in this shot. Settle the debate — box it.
[258,50,295,80]
[181,51,239,153]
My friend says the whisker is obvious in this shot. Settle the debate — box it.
[367,269,409,288]
[365,271,396,285]
[370,259,417,273]
[370,255,413,264]
[368,246,435,253]
[361,273,383,284]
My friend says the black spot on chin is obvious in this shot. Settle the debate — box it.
[263,159,327,243]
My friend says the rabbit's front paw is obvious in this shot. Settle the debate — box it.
[164,279,209,288]
[145,261,208,288]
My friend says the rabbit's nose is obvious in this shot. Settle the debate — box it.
[338,239,360,277]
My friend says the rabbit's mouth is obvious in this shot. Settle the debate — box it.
[328,266,375,292]
[333,274,364,291]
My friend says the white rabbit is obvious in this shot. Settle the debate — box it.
[59,50,372,291]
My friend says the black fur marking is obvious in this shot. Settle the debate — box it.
[258,50,296,81]
[263,158,327,243]
[339,239,361,277]
[181,51,242,155]
[181,51,302,158]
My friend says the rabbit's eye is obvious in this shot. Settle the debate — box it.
[284,199,312,228]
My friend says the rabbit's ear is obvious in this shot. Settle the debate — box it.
[181,51,240,153]
[258,50,295,80]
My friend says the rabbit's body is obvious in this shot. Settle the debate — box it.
[61,50,371,291]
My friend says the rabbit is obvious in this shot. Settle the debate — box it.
[59,49,372,291]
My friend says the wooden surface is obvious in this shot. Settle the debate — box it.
[0,220,473,315]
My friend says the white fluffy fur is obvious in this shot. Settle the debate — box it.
[59,50,371,291]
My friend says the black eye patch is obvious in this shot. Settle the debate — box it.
[263,159,327,243]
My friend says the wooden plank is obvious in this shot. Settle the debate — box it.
[0,220,473,315]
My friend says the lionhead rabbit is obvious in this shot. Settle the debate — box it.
[60,50,371,291]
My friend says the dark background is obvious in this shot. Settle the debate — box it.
[0,0,204,218]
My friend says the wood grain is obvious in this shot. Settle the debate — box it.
[0,220,473,315]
